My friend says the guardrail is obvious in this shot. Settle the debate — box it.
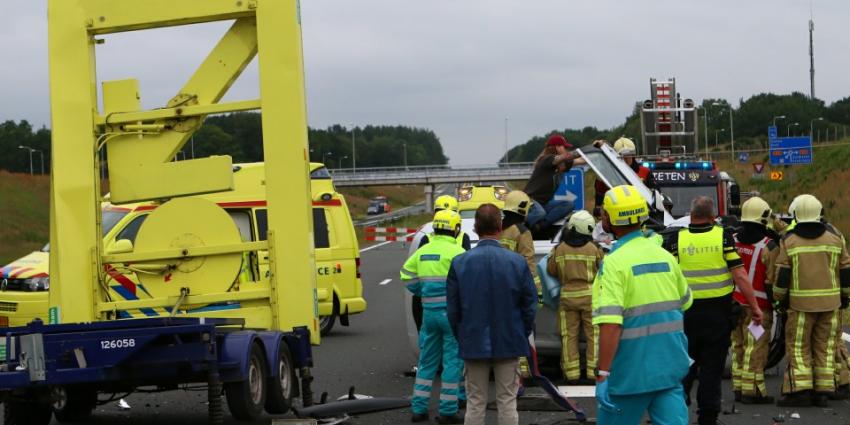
[329,163,534,186]
[365,227,418,242]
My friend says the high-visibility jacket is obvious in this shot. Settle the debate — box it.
[401,235,467,310]
[677,226,737,299]
[733,235,773,310]
[500,223,540,290]
[774,226,850,312]
[422,231,470,250]
[547,240,604,300]
[592,230,693,395]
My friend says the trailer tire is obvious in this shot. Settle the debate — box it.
[225,343,268,421]
[5,399,53,425]
[264,341,295,414]
[53,386,97,423]
[319,297,339,336]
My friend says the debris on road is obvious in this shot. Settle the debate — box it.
[790,412,801,419]
[117,398,131,410]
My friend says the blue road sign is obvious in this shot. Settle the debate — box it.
[554,168,585,210]
[769,136,812,165]
[738,152,749,163]
[768,125,778,140]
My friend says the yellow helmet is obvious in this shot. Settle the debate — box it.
[613,137,637,156]
[792,194,823,223]
[434,195,459,212]
[567,210,596,236]
[603,185,649,226]
[741,197,772,226]
[432,209,462,234]
[503,191,532,217]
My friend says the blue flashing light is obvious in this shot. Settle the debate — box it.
[702,162,710,169]
[642,162,652,169]
[675,162,682,169]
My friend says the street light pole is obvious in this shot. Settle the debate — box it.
[714,128,725,148]
[403,142,408,170]
[772,115,786,128]
[323,151,332,166]
[504,116,509,164]
[350,124,356,173]
[703,108,709,155]
[17,145,34,175]
[729,108,735,158]
[339,155,348,170]
[810,117,823,139]
[787,122,799,137]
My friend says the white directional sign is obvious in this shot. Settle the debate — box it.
[554,169,585,210]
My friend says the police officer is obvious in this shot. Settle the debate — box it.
[500,191,539,291]
[592,185,693,424]
[664,196,763,425]
[730,197,780,404]
[548,210,603,384]
[774,194,850,407]
[401,209,466,424]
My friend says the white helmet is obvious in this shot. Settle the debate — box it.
[613,137,637,156]
[741,197,772,226]
[567,210,596,237]
[793,194,823,223]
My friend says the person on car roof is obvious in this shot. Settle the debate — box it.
[524,134,584,234]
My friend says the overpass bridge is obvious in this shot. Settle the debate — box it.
[329,163,534,206]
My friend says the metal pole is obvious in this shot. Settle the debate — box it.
[38,150,44,174]
[703,110,709,156]
[729,109,735,158]
[403,142,408,170]
[350,125,356,173]
[504,116,509,164]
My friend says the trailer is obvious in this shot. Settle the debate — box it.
[0,1,321,423]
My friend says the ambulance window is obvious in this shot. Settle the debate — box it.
[313,208,330,248]
[115,214,148,244]
[102,210,129,236]
[228,210,254,242]
[310,167,331,179]
[256,209,268,241]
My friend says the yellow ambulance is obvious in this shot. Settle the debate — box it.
[0,162,365,335]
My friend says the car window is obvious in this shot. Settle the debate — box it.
[115,214,148,244]
[658,186,718,218]
[228,210,254,242]
[102,210,129,236]
[459,210,476,219]
[255,208,330,249]
[310,167,331,179]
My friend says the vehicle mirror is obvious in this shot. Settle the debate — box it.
[108,239,134,255]
[729,184,741,206]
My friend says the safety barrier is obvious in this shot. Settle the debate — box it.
[365,227,418,242]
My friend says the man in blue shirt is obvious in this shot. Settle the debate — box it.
[447,204,538,425]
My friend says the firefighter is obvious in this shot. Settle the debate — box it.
[774,194,850,407]
[834,308,850,400]
[593,137,655,217]
[730,197,780,404]
[664,196,763,425]
[499,190,539,291]
[547,210,603,384]
[592,185,692,424]
[400,209,466,424]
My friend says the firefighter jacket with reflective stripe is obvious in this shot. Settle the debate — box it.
[500,223,540,288]
[592,230,693,395]
[547,241,604,299]
[774,228,850,312]
[401,235,467,310]
[675,226,740,299]
[733,235,777,310]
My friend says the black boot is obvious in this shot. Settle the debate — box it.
[411,412,429,423]
[436,414,464,424]
[829,384,850,400]
[733,390,742,402]
[776,390,813,407]
[697,411,720,425]
[741,394,774,404]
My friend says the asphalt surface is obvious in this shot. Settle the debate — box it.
[18,241,850,424]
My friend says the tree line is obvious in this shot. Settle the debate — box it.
[0,112,448,173]
[504,92,850,162]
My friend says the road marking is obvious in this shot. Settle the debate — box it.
[556,386,596,398]
[379,279,392,286]
[360,240,395,252]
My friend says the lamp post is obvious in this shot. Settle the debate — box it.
[403,141,408,170]
[17,145,43,175]
[504,116,509,164]
[772,115,786,127]
[323,151,332,166]
[702,109,709,155]
[350,124,356,173]
[810,117,823,139]
[714,128,726,149]
[339,155,348,170]
[787,122,799,137]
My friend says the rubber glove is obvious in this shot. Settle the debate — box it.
[595,378,617,412]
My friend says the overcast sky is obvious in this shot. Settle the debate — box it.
[1,1,848,165]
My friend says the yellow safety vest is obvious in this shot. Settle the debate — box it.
[677,227,734,299]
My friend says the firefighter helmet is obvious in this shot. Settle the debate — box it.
[602,185,649,226]
[613,137,637,156]
[741,197,772,226]
[432,209,462,234]
[567,210,596,236]
[788,194,803,216]
[792,194,823,223]
[434,195,459,212]
[503,191,532,217]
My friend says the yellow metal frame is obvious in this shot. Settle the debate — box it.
[47,0,319,343]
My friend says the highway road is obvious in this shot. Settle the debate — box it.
[14,241,850,424]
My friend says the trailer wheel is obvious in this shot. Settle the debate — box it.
[5,394,53,425]
[264,341,295,414]
[225,343,268,421]
[53,386,97,423]
[319,297,339,336]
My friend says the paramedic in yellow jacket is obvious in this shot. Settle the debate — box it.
[774,194,850,408]
[499,191,540,291]
[547,210,604,384]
